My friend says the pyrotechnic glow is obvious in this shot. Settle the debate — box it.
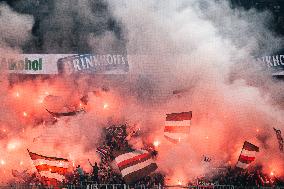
[23,112,28,117]
[270,171,274,176]
[177,180,182,185]
[20,161,23,165]
[103,103,109,109]
[256,129,259,133]
[205,136,209,139]
[0,160,5,165]
[153,140,160,147]
[44,91,49,95]
[7,140,20,151]
[15,92,20,97]
[7,143,16,150]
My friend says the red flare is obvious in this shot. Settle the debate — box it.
[23,112,28,117]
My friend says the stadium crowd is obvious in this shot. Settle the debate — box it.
[9,124,284,188]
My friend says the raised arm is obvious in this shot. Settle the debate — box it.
[88,159,93,166]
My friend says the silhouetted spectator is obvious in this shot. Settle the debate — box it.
[88,159,99,183]
[76,165,85,185]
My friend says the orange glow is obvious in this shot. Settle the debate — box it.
[23,112,28,117]
[44,91,49,95]
[20,161,23,165]
[153,140,160,147]
[270,171,275,176]
[177,180,182,185]
[7,140,21,151]
[0,160,5,165]
[103,103,109,109]
[15,92,20,97]
[205,136,209,139]
[7,143,16,151]
[256,129,259,133]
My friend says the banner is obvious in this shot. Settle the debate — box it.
[1,54,129,75]
[258,55,284,68]
[2,53,283,76]
[28,149,69,188]
[57,54,128,74]
[164,111,192,143]
[114,149,158,184]
[236,141,259,169]
[257,54,284,76]
[1,54,59,74]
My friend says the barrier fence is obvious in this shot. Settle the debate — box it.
[1,184,284,189]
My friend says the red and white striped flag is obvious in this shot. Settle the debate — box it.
[28,150,69,187]
[236,141,259,169]
[164,111,192,143]
[114,149,158,184]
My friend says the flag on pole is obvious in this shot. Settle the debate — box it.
[236,141,259,169]
[96,146,109,159]
[164,111,192,143]
[28,150,69,187]
[114,149,158,184]
[273,127,284,152]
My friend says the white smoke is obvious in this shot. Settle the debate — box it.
[106,0,284,183]
[0,3,33,49]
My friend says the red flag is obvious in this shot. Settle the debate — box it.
[28,150,69,188]
[236,141,259,169]
[114,149,157,184]
[164,111,192,143]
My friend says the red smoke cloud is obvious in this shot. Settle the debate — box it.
[0,0,284,184]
